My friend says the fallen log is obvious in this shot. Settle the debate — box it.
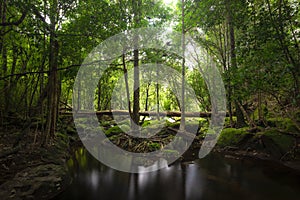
[63,110,228,118]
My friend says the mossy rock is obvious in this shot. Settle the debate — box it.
[142,119,165,128]
[217,127,250,147]
[105,126,125,136]
[267,118,299,133]
[141,120,165,131]
[166,121,180,129]
[147,142,161,151]
[256,129,295,153]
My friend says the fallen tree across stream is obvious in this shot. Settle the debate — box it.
[62,110,228,118]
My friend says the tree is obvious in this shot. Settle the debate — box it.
[180,0,186,131]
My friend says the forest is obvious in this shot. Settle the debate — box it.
[0,0,299,199]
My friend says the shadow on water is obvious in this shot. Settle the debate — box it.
[55,148,300,200]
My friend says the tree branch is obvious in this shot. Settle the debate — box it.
[0,11,27,26]
[0,60,124,80]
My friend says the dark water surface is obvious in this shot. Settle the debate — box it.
[55,148,300,200]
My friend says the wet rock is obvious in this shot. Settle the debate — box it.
[0,164,69,200]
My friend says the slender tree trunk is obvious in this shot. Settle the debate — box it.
[1,0,8,112]
[132,48,140,128]
[132,0,140,130]
[180,0,186,131]
[224,22,233,127]
[156,63,160,120]
[122,53,132,116]
[44,0,59,145]
[236,101,256,128]
[8,46,17,111]
[144,83,150,112]
[97,81,101,111]
[226,0,246,128]
[141,82,151,123]
[258,90,263,121]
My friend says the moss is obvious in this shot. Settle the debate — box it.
[142,120,165,129]
[257,129,295,152]
[100,120,114,127]
[147,142,161,151]
[267,118,299,133]
[141,120,151,127]
[105,126,124,136]
[166,121,180,128]
[217,127,249,147]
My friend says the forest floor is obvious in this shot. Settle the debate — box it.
[0,116,299,199]
[0,119,78,200]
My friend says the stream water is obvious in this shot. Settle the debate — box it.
[55,148,300,200]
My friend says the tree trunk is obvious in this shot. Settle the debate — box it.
[44,0,59,145]
[0,0,8,112]
[226,0,246,128]
[156,63,160,120]
[132,0,140,131]
[97,81,101,111]
[122,53,132,117]
[180,0,186,131]
[132,48,140,128]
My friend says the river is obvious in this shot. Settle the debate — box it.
[55,148,300,200]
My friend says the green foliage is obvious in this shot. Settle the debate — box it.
[105,126,124,136]
[141,120,151,127]
[147,142,161,151]
[1,0,299,148]
[224,117,237,127]
[217,128,249,147]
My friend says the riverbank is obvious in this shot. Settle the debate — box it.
[0,120,78,200]
[213,122,300,172]
[0,116,299,199]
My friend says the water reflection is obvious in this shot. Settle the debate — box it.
[55,148,300,200]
